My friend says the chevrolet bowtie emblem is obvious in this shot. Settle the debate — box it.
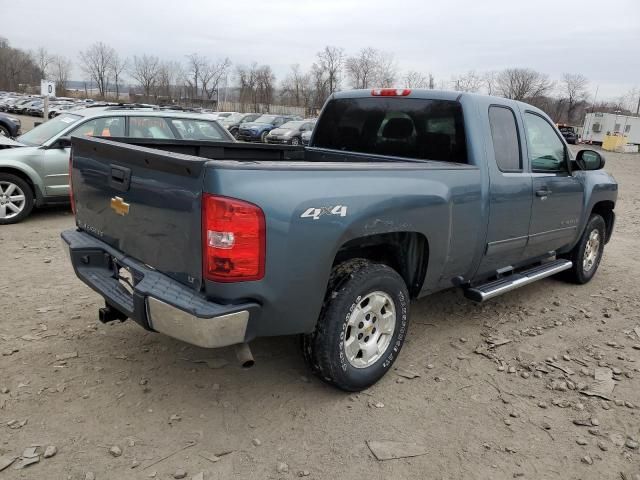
[110,196,130,216]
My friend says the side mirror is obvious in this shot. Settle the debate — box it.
[575,149,605,170]
[53,137,72,149]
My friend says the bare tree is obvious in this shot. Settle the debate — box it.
[79,42,115,98]
[130,54,160,100]
[200,57,232,101]
[345,47,379,89]
[185,53,206,101]
[483,71,498,95]
[316,46,344,94]
[256,65,275,106]
[280,64,312,107]
[34,47,51,78]
[451,70,482,93]
[109,53,128,100]
[403,71,430,88]
[495,68,553,101]
[236,63,259,109]
[0,38,42,91]
[375,51,397,87]
[50,55,72,92]
[561,73,588,123]
[156,60,182,100]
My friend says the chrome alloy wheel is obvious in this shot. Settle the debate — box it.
[0,181,26,220]
[343,291,396,368]
[583,229,601,273]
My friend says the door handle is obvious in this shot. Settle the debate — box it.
[536,189,551,197]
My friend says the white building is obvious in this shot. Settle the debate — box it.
[582,112,640,145]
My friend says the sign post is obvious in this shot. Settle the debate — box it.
[40,80,56,122]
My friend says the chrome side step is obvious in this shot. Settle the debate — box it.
[464,259,572,302]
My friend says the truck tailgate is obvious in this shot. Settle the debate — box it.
[71,137,205,290]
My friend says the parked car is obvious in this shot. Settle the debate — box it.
[237,114,301,142]
[7,97,37,114]
[558,124,579,144]
[0,107,235,224]
[0,113,21,138]
[61,88,617,392]
[220,113,261,138]
[266,119,315,146]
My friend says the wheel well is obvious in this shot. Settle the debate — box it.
[333,232,429,298]
[0,167,36,198]
[591,200,615,243]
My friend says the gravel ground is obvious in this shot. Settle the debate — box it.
[0,147,639,479]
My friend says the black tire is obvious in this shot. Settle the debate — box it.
[290,136,301,146]
[0,173,35,225]
[260,131,268,143]
[563,214,606,284]
[0,124,10,137]
[303,259,410,391]
[230,128,239,139]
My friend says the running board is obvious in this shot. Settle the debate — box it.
[464,259,572,302]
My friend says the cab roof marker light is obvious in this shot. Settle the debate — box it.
[371,89,411,97]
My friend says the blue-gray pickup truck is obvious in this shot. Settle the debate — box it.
[61,88,617,391]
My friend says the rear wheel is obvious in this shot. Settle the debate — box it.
[563,214,606,284]
[260,131,268,143]
[0,174,34,225]
[303,260,410,391]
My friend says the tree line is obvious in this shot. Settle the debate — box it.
[1,37,638,124]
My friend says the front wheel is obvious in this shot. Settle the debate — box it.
[563,214,606,284]
[290,136,301,146]
[303,260,410,391]
[0,125,10,137]
[0,174,34,225]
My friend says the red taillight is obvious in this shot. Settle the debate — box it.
[69,153,76,215]
[202,194,265,282]
[371,88,411,97]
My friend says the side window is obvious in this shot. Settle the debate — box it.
[523,113,566,172]
[129,117,176,139]
[69,117,124,137]
[488,106,521,172]
[170,119,225,140]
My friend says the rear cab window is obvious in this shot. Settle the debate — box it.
[488,106,521,172]
[312,97,467,163]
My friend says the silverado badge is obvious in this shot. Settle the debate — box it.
[110,196,130,216]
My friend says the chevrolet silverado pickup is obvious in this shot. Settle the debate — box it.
[61,89,617,391]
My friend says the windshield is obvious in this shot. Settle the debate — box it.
[223,113,245,123]
[17,113,82,146]
[279,121,305,130]
[254,115,278,124]
[559,126,575,134]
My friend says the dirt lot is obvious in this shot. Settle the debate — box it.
[1,147,639,480]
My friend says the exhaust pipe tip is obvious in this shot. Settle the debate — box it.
[235,343,255,368]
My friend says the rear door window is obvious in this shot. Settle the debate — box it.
[488,106,521,172]
[70,117,125,138]
[170,118,226,140]
[312,97,467,163]
[129,117,176,139]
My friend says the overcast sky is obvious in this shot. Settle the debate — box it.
[2,0,639,99]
